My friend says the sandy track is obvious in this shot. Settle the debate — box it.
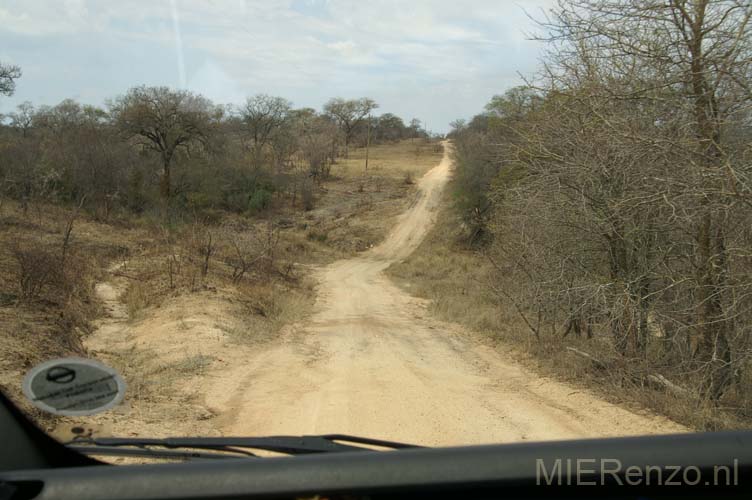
[206,143,685,446]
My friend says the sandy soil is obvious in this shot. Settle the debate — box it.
[51,265,236,442]
[201,142,686,445]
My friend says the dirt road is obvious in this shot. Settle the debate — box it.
[206,143,685,445]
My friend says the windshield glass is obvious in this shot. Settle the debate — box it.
[0,0,749,460]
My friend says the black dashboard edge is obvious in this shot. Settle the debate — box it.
[1,431,751,499]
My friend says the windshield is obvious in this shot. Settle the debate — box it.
[0,0,749,460]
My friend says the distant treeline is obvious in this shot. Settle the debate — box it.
[0,87,429,218]
[449,0,752,411]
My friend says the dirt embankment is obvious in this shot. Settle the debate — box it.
[57,142,685,446]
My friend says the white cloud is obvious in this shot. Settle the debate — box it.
[187,59,244,104]
[0,0,557,130]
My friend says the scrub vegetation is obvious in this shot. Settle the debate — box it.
[396,0,752,429]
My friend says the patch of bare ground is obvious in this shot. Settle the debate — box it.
[386,176,749,432]
[0,200,145,428]
[50,240,318,447]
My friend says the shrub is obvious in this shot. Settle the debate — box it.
[185,191,217,211]
[247,188,273,213]
[12,242,88,303]
[123,281,150,320]
[301,181,315,211]
[306,230,328,243]
[12,245,59,300]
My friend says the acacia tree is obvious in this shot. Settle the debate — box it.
[110,86,217,201]
[323,97,378,157]
[8,102,34,137]
[294,108,338,181]
[408,118,425,138]
[0,62,21,96]
[374,113,407,143]
[239,94,292,170]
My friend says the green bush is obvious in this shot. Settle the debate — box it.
[247,187,273,213]
[224,192,248,212]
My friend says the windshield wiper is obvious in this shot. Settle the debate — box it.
[66,434,423,460]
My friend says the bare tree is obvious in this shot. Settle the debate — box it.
[0,62,21,96]
[323,97,378,157]
[295,108,338,181]
[408,118,424,139]
[446,0,752,410]
[109,86,218,201]
[239,94,292,170]
[8,101,34,137]
[538,0,752,399]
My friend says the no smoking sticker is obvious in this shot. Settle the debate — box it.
[22,358,126,416]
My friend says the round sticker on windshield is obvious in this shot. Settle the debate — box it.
[22,358,126,416]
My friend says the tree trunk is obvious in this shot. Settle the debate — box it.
[160,158,171,201]
[688,16,733,399]
[696,217,733,400]
[365,116,371,172]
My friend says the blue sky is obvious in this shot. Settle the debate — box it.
[0,0,554,132]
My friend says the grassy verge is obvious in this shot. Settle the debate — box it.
[337,139,443,180]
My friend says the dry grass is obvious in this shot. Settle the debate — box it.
[389,227,511,338]
[123,280,151,320]
[223,280,315,344]
[302,139,443,254]
[337,139,443,180]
